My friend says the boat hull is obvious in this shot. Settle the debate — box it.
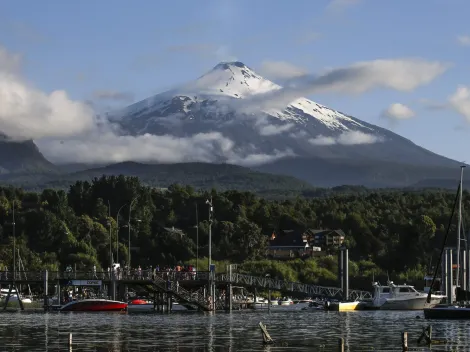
[326,301,362,311]
[60,299,128,312]
[378,296,443,310]
[424,305,470,319]
[128,303,155,312]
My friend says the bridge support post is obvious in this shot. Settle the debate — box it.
[268,288,271,313]
[166,292,171,313]
[228,284,232,311]
[43,270,48,311]
[254,287,257,309]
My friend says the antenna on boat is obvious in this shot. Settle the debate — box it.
[426,174,462,304]
[456,166,465,289]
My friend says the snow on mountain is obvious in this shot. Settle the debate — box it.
[114,61,371,133]
[109,61,459,170]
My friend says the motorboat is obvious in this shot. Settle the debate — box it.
[424,304,470,319]
[1,288,33,303]
[278,297,293,305]
[371,281,444,310]
[302,301,325,311]
[325,300,362,311]
[60,298,128,312]
[127,298,155,312]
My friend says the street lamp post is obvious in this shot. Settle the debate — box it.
[116,203,127,265]
[128,198,138,270]
[205,197,213,273]
[195,203,199,271]
[12,202,16,281]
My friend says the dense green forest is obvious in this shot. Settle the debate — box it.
[0,175,466,287]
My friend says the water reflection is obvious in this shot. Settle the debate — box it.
[1,310,470,351]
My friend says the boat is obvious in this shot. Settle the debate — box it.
[370,281,444,310]
[278,297,293,305]
[0,288,33,304]
[127,298,155,312]
[60,298,128,312]
[424,166,470,319]
[302,301,325,311]
[325,300,362,311]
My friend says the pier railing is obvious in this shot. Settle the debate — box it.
[216,273,373,301]
[0,270,211,282]
[0,270,371,300]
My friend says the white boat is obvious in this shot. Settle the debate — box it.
[278,297,293,305]
[0,288,33,303]
[371,281,444,310]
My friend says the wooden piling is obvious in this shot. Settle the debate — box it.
[68,333,72,351]
[258,322,274,345]
[338,337,344,352]
[417,325,432,345]
[401,331,408,351]
[43,270,48,311]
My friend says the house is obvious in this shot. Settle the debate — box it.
[304,229,345,249]
[267,229,321,260]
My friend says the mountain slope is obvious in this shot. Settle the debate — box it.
[24,162,313,194]
[104,61,464,186]
[0,137,56,174]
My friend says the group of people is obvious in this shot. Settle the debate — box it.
[90,264,199,281]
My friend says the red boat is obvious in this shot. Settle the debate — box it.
[60,299,128,312]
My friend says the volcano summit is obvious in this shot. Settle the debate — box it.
[102,61,463,187]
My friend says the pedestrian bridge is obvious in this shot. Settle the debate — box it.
[0,270,372,302]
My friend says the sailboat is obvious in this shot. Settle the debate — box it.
[424,166,470,319]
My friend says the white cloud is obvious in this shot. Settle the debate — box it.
[0,45,293,167]
[309,135,336,146]
[36,130,293,166]
[309,131,382,146]
[381,103,415,120]
[448,86,470,122]
[232,58,450,113]
[258,122,294,136]
[0,46,96,140]
[259,61,308,80]
[457,35,470,46]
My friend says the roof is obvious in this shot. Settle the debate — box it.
[303,229,346,237]
[163,227,184,234]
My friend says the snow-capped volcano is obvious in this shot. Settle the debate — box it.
[109,61,460,185]
[115,61,373,137]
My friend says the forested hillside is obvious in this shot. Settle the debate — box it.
[0,175,466,286]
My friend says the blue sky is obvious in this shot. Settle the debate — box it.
[0,0,470,163]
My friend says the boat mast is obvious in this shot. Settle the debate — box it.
[456,166,465,289]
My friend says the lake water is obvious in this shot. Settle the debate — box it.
[0,307,469,351]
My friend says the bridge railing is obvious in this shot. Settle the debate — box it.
[0,270,213,282]
[216,273,373,301]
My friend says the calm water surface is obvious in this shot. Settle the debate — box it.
[0,308,469,351]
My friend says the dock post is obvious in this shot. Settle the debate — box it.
[68,333,72,351]
[268,288,271,313]
[43,270,49,311]
[462,250,467,293]
[446,248,453,304]
[338,248,344,290]
[228,283,232,311]
[343,248,349,301]
[401,331,408,351]
[338,337,344,352]
[166,293,171,313]
[254,287,257,309]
